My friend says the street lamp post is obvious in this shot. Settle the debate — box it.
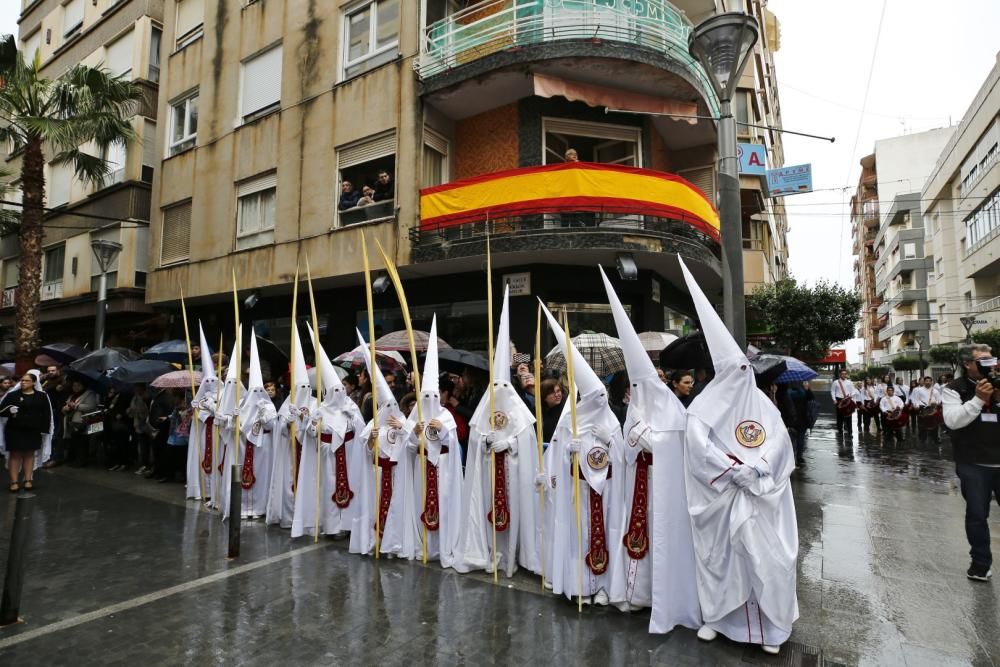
[91,238,123,349]
[689,12,759,350]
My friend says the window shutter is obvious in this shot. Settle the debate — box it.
[241,46,283,118]
[175,0,203,39]
[544,118,640,143]
[47,163,72,207]
[424,128,448,156]
[23,31,41,60]
[678,166,717,203]
[142,122,157,169]
[106,29,134,76]
[3,259,19,288]
[338,132,396,169]
[161,203,192,264]
[236,171,278,197]
[63,0,84,32]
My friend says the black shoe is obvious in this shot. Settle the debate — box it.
[967,562,992,581]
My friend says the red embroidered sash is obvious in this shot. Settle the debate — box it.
[328,431,355,509]
[291,441,302,493]
[623,452,652,560]
[582,464,611,575]
[200,416,214,475]
[419,445,448,532]
[218,444,226,475]
[487,450,510,532]
[375,457,396,538]
[241,443,256,490]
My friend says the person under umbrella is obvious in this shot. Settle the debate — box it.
[540,301,626,606]
[678,257,798,656]
[1,371,54,492]
[600,267,701,630]
[454,286,542,578]
[402,316,464,567]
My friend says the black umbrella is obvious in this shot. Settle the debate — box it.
[749,354,788,389]
[69,347,141,372]
[436,348,490,374]
[659,332,787,385]
[65,368,113,394]
[143,340,191,363]
[38,342,88,364]
[254,335,288,374]
[108,359,177,385]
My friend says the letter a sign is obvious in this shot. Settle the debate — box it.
[738,143,767,176]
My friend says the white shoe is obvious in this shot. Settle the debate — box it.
[593,589,609,606]
[697,626,718,642]
[543,580,553,591]
[761,645,780,655]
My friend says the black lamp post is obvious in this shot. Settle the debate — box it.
[91,238,122,349]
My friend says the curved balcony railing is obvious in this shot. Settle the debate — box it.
[417,0,720,115]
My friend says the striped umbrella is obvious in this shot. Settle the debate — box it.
[545,331,625,377]
[375,330,452,353]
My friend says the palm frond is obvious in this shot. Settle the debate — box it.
[52,148,112,189]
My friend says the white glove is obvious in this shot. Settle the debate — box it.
[487,434,511,454]
[307,422,319,437]
[751,459,772,478]
[8,406,18,416]
[627,419,652,452]
[730,464,757,489]
[567,438,583,454]
[591,424,612,445]
[534,473,548,489]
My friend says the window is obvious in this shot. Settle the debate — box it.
[902,242,917,259]
[102,141,127,184]
[168,93,198,155]
[422,129,449,189]
[106,29,134,77]
[543,118,641,166]
[90,227,121,291]
[47,162,73,207]
[936,258,943,276]
[343,0,400,79]
[161,201,192,264]
[175,0,204,49]
[149,27,162,82]
[236,173,276,250]
[337,132,396,227]
[3,258,20,289]
[240,45,283,122]
[42,245,65,300]
[22,31,41,61]
[735,90,750,136]
[63,0,84,37]
[142,121,157,182]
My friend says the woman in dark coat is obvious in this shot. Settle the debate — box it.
[1,373,54,492]
[539,378,566,446]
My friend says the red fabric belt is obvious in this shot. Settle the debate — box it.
[241,442,256,490]
[421,460,441,532]
[488,450,510,532]
[376,456,396,538]
[623,451,652,560]
[332,431,355,508]
[201,416,214,475]
[578,463,611,576]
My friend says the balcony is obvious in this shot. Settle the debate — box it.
[411,162,721,272]
[877,288,927,317]
[878,318,931,343]
[976,295,1000,314]
[417,0,719,119]
[887,257,927,282]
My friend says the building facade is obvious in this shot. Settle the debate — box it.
[851,127,954,365]
[923,51,1000,347]
[1,0,163,354]
[78,0,787,358]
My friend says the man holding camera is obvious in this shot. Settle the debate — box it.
[943,344,1000,582]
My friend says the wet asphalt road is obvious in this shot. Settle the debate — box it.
[0,403,998,666]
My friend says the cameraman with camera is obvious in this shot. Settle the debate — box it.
[943,344,1000,582]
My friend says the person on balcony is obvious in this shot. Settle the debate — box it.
[373,170,394,202]
[338,180,360,210]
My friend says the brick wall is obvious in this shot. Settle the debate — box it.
[454,104,520,179]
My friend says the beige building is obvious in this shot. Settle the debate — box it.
[851,153,880,365]
[924,50,1000,347]
[2,0,163,350]
[135,0,790,353]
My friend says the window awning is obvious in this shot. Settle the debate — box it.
[533,73,698,123]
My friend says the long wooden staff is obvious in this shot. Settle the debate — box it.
[361,234,380,558]
[563,309,583,613]
[306,257,324,544]
[486,231,498,584]
[214,331,223,508]
[289,266,300,494]
[179,286,205,501]
[231,271,242,519]
[374,238,427,564]
[534,303,545,590]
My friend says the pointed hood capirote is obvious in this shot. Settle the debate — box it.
[539,300,604,398]
[290,325,313,413]
[199,322,215,379]
[241,331,277,444]
[493,285,512,385]
[193,321,218,407]
[598,266,685,432]
[678,256,785,466]
[415,315,448,425]
[306,322,349,411]
[217,326,244,418]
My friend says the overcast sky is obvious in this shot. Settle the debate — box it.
[3,2,998,361]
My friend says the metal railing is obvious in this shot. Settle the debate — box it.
[976,295,1000,313]
[417,0,720,114]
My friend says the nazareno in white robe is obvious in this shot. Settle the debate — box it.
[265,399,296,528]
[185,391,216,502]
[350,415,410,556]
[543,389,626,602]
[237,388,277,519]
[454,380,542,576]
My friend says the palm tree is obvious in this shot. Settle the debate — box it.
[0,34,142,372]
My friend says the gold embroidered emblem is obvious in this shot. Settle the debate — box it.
[587,446,609,470]
[492,411,509,431]
[734,420,766,448]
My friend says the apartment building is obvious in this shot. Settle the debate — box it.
[923,51,1000,347]
[143,0,789,354]
[850,127,954,365]
[1,0,163,352]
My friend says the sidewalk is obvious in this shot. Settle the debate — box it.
[0,404,997,666]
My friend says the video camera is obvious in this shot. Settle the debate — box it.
[976,357,1000,390]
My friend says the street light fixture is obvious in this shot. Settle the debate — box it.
[689,12,759,349]
[91,237,122,349]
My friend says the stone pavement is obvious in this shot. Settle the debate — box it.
[0,405,998,666]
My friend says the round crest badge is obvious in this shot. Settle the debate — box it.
[587,446,610,470]
[734,420,766,448]
[251,420,262,436]
[386,428,398,445]
[298,406,310,420]
[425,424,441,441]
[492,411,509,431]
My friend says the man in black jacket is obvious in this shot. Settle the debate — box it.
[943,343,1000,582]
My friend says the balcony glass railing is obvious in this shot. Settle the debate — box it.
[419,0,719,114]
